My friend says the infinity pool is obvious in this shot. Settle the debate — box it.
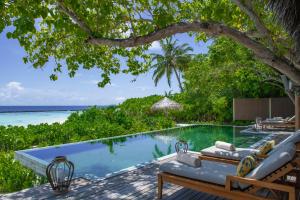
[16,125,263,180]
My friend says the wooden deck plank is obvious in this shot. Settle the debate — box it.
[61,166,158,199]
[165,188,197,200]
[1,178,92,200]
[1,156,227,200]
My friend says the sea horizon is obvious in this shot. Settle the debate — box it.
[0,105,113,113]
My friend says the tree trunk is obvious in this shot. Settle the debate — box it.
[173,67,184,92]
[295,93,300,130]
[281,75,295,104]
[286,91,295,104]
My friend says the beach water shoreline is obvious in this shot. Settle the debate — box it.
[0,106,94,126]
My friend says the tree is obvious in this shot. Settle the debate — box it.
[182,37,285,121]
[1,0,300,86]
[151,37,192,92]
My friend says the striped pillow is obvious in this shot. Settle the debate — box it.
[257,140,275,156]
[237,155,256,177]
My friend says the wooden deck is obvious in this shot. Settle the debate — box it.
[1,155,226,200]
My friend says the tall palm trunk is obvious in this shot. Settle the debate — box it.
[173,67,184,92]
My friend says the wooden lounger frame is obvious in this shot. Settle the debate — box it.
[198,154,240,165]
[158,143,300,200]
[261,121,295,131]
[199,152,268,165]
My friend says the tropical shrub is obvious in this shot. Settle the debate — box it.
[0,152,46,193]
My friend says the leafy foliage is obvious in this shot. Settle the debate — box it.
[178,37,284,122]
[0,152,47,193]
[0,0,293,85]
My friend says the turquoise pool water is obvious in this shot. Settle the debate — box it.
[0,111,74,126]
[19,125,264,179]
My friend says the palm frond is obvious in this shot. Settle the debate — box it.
[268,0,300,49]
[150,36,193,90]
[153,67,167,86]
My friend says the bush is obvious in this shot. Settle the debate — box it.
[0,152,46,193]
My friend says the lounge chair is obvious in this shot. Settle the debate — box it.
[199,132,298,164]
[158,141,300,200]
[261,116,295,131]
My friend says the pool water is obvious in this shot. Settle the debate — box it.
[19,125,263,179]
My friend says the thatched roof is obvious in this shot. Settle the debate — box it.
[268,0,300,50]
[151,97,182,111]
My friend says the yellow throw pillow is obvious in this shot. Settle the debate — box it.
[236,155,256,177]
[257,140,275,156]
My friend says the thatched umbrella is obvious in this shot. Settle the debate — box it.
[151,97,182,112]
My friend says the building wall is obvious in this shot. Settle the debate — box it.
[233,97,294,120]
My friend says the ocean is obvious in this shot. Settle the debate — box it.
[0,106,91,126]
[0,106,90,113]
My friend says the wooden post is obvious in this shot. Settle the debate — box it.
[232,99,235,121]
[157,174,163,199]
[296,94,300,130]
[269,98,272,118]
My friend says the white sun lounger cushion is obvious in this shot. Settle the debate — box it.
[177,152,201,168]
[159,160,237,186]
[201,146,259,160]
[215,141,236,151]
[269,131,300,155]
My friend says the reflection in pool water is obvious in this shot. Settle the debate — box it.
[22,125,263,179]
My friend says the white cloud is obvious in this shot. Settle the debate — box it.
[0,81,25,99]
[149,41,161,51]
[75,73,83,78]
[0,81,90,105]
[84,80,118,88]
[115,96,126,102]
[6,81,24,91]
[136,86,153,91]
[89,80,99,85]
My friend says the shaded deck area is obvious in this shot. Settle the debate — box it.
[1,155,225,200]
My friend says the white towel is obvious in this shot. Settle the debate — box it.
[176,152,201,167]
[215,141,236,151]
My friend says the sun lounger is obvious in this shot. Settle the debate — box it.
[200,146,259,164]
[158,141,299,200]
[199,132,299,164]
[260,116,295,130]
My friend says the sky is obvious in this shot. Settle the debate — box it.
[0,30,211,106]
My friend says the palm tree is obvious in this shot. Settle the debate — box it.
[151,37,193,92]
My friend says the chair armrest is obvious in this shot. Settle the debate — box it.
[225,175,295,194]
[199,155,240,165]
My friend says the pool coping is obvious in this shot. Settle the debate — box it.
[241,127,294,135]
[14,124,247,178]
[17,124,246,153]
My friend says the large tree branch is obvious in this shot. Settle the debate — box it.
[56,0,93,35]
[87,22,300,85]
[234,0,300,71]
[56,3,300,85]
[231,0,269,37]
[231,0,275,50]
